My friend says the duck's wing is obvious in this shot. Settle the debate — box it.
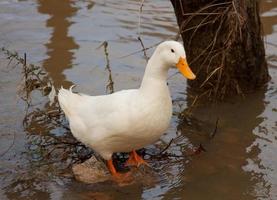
[58,87,139,127]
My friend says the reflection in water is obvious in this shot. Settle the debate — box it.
[244,73,277,199]
[5,179,50,200]
[163,88,268,199]
[260,1,277,35]
[37,0,79,88]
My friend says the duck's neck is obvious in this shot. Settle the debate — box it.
[140,54,169,92]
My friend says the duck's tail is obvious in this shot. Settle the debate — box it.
[58,85,76,117]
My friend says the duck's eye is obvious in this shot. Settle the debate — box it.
[171,49,175,53]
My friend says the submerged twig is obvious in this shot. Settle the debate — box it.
[265,41,277,48]
[23,53,30,105]
[189,144,206,155]
[210,118,219,139]
[159,138,174,155]
[0,130,15,157]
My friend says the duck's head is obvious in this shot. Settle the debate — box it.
[155,41,196,80]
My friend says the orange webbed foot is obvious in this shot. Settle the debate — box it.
[107,159,133,185]
[125,150,149,167]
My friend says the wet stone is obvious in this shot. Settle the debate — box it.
[72,156,110,184]
[72,156,157,186]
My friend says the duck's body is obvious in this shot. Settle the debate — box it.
[58,41,195,176]
[59,82,172,160]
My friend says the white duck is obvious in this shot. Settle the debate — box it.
[58,41,195,178]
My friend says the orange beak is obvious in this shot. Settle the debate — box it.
[176,57,196,80]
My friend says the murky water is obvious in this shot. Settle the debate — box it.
[0,0,276,199]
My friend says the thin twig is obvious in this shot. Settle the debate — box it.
[200,66,222,88]
[116,42,160,59]
[137,0,145,37]
[101,41,114,94]
[265,41,277,48]
[0,130,15,157]
[209,118,219,139]
[138,36,149,60]
[137,0,149,61]
[159,138,174,155]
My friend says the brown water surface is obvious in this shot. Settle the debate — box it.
[0,0,276,199]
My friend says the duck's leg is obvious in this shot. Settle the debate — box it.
[107,159,118,175]
[107,159,131,177]
[125,150,148,167]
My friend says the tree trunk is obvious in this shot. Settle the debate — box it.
[170,0,269,99]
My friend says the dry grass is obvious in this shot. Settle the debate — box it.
[1,47,93,167]
[172,0,254,103]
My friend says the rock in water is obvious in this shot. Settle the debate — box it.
[72,155,157,186]
[72,156,111,184]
